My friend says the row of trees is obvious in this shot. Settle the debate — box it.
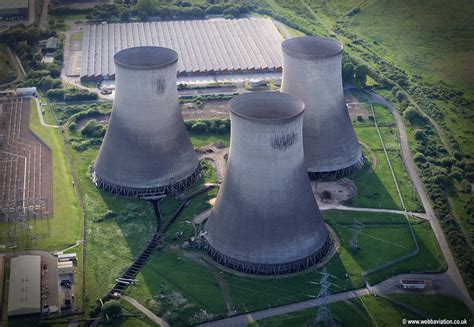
[0,25,64,91]
[342,61,369,86]
[47,88,98,102]
[185,119,230,135]
[65,0,252,21]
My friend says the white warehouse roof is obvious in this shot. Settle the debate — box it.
[8,255,41,316]
[80,17,284,80]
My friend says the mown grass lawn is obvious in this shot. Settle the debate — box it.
[122,207,445,325]
[254,293,471,327]
[68,148,156,307]
[253,299,371,327]
[351,126,401,210]
[387,294,470,320]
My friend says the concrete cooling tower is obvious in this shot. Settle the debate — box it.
[204,92,331,275]
[93,46,200,198]
[281,36,363,179]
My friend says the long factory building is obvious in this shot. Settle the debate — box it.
[80,17,284,81]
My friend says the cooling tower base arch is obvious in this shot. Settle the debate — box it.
[308,155,364,181]
[203,237,332,276]
[92,165,202,199]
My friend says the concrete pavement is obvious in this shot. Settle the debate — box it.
[28,96,59,128]
[122,295,169,327]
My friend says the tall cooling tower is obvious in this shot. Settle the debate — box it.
[93,46,200,198]
[281,36,363,179]
[204,92,331,275]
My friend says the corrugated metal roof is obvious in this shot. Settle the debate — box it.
[80,17,283,79]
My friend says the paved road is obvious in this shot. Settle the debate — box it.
[367,90,474,313]
[27,96,59,128]
[122,295,169,327]
[200,288,371,327]
[200,270,469,327]
[319,204,429,220]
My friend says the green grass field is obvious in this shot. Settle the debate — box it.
[387,294,470,320]
[351,126,401,209]
[322,0,474,92]
[253,299,371,326]
[68,148,156,307]
[0,101,82,251]
[119,208,444,325]
[349,101,421,212]
[254,293,470,327]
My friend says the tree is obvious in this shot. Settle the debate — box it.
[414,129,426,141]
[342,62,354,82]
[102,300,122,321]
[191,121,208,134]
[223,6,240,18]
[135,0,155,15]
[461,180,471,193]
[354,64,369,86]
[395,90,406,102]
[46,88,66,100]
[413,152,426,163]
[120,10,130,21]
[40,76,53,91]
[205,4,224,15]
[403,106,425,124]
[48,64,61,78]
[68,122,77,132]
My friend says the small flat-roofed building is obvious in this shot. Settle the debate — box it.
[0,0,28,20]
[57,253,77,262]
[7,255,41,316]
[16,87,37,96]
[57,261,74,274]
[46,37,58,51]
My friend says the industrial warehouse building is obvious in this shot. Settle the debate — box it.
[7,255,41,316]
[0,0,28,20]
[80,17,283,81]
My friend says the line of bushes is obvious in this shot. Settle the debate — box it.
[184,119,230,135]
[47,88,98,102]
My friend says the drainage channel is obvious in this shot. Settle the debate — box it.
[87,185,215,326]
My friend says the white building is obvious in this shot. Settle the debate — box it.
[8,255,41,316]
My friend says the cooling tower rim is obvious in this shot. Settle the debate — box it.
[114,46,178,70]
[229,92,305,123]
[282,36,343,59]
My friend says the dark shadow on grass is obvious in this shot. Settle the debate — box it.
[347,157,400,210]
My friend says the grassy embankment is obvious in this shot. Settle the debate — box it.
[0,45,17,85]
[254,294,470,326]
